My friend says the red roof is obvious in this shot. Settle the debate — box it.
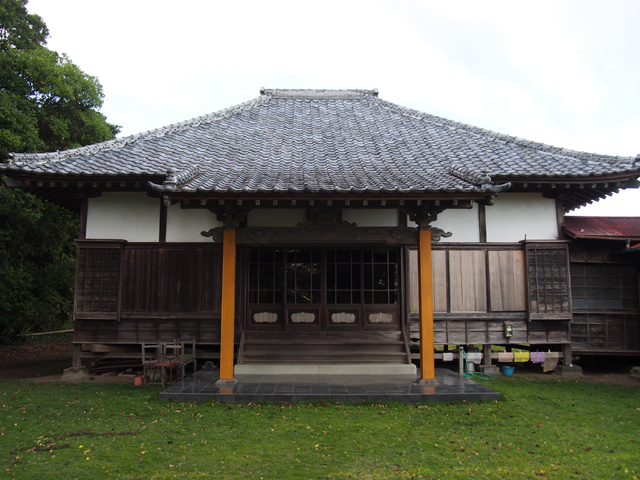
[564,216,640,240]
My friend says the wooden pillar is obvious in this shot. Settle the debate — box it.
[72,344,81,367]
[483,344,492,365]
[562,343,572,366]
[418,228,436,382]
[219,229,237,381]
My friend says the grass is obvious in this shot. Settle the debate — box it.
[0,376,638,479]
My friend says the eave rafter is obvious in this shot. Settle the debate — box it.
[499,175,639,211]
[168,195,480,213]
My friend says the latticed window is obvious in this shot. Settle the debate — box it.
[248,248,399,306]
[571,263,638,311]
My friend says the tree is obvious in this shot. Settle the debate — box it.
[0,0,120,342]
[0,0,119,157]
[0,186,78,343]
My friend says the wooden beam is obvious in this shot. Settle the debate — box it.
[418,228,435,381]
[219,229,237,380]
[159,200,167,243]
[478,203,487,243]
[79,198,88,240]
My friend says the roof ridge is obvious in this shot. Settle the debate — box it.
[374,97,636,166]
[260,88,378,99]
[6,94,273,165]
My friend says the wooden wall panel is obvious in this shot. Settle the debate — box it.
[75,245,122,316]
[447,320,467,344]
[488,250,526,311]
[432,250,448,313]
[201,248,224,312]
[74,318,222,345]
[160,249,201,312]
[525,243,571,320]
[122,248,159,312]
[449,250,486,313]
[571,312,640,353]
[433,320,447,344]
[408,249,448,314]
[411,314,569,345]
[409,249,419,315]
[119,245,223,315]
[466,320,488,344]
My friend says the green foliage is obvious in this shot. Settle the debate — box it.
[0,0,120,342]
[0,376,638,478]
[0,0,119,158]
[0,44,120,158]
[0,0,47,51]
[0,183,78,343]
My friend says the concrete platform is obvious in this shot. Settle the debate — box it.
[234,363,417,375]
[158,368,500,404]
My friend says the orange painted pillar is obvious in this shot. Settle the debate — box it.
[418,228,435,381]
[219,229,236,380]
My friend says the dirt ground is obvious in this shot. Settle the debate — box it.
[0,342,639,387]
[0,342,133,383]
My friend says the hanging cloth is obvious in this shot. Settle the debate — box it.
[466,353,483,364]
[513,351,530,362]
[530,351,545,363]
[498,352,514,363]
[543,352,560,372]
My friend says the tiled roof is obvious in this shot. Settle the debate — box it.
[3,89,639,195]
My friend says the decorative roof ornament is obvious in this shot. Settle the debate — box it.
[162,166,200,192]
[448,164,493,188]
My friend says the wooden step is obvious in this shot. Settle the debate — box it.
[243,344,404,354]
[244,331,402,343]
[244,338,405,345]
[242,350,406,358]
[242,355,406,364]
[239,330,410,366]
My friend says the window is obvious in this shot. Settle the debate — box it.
[570,263,638,311]
[249,248,399,306]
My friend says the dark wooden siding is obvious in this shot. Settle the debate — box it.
[524,242,571,321]
[74,241,224,345]
[569,241,640,354]
[75,242,124,320]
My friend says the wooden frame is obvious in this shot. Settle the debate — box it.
[244,246,403,333]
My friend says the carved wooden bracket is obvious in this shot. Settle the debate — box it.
[430,227,452,243]
[201,227,224,243]
[213,204,246,229]
[404,204,445,229]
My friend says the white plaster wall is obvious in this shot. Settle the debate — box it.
[342,209,399,227]
[247,209,307,227]
[407,205,479,242]
[432,204,479,242]
[166,205,222,242]
[86,192,160,242]
[486,193,558,242]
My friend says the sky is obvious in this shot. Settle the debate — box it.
[26,0,640,216]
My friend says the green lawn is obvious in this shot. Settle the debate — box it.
[1,376,638,479]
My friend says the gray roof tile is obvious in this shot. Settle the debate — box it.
[3,89,639,194]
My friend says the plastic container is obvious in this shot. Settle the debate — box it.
[501,366,515,376]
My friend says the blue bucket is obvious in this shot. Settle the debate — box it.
[502,366,515,376]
